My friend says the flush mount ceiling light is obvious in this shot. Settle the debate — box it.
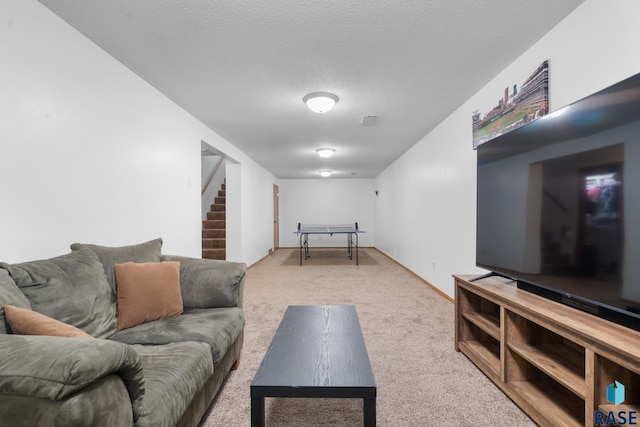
[303,92,338,113]
[319,170,333,177]
[315,148,336,158]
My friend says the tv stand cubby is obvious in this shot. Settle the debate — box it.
[454,274,640,427]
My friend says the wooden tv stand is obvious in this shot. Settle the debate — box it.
[454,274,640,427]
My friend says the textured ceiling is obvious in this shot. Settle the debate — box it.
[39,0,584,178]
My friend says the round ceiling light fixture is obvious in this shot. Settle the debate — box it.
[303,92,338,113]
[319,170,333,177]
[315,148,336,158]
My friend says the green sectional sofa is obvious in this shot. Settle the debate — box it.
[0,238,246,427]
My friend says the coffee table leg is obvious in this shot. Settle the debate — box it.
[363,397,376,426]
[251,396,265,427]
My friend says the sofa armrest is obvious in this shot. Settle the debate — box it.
[0,374,135,427]
[0,334,144,421]
[161,255,246,309]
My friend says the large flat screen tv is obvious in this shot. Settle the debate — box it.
[476,70,640,331]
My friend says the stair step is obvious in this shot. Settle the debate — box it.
[202,180,226,260]
[202,229,225,238]
[540,232,553,243]
[202,238,225,249]
[207,211,225,220]
[542,253,571,264]
[542,242,561,253]
[202,248,226,260]
[202,220,225,229]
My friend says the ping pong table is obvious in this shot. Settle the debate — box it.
[295,223,364,266]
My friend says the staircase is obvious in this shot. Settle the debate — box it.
[540,231,572,275]
[202,182,226,260]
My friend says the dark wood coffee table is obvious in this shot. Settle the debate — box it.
[250,305,376,426]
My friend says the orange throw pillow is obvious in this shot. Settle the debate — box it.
[4,304,93,338]
[114,261,183,330]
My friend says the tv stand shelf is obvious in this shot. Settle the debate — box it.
[454,274,640,427]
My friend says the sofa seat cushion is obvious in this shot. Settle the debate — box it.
[131,342,213,427]
[0,248,118,338]
[110,307,244,366]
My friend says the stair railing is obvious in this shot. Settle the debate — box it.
[202,157,224,196]
[543,189,569,213]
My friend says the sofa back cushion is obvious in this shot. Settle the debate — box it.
[0,247,118,338]
[161,255,246,309]
[71,238,163,292]
[0,270,31,334]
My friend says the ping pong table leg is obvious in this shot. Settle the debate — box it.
[304,234,309,259]
[299,233,310,266]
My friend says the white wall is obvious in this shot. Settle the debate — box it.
[278,179,375,248]
[0,1,276,266]
[375,0,640,298]
[237,160,279,262]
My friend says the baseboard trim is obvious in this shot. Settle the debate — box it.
[372,248,454,304]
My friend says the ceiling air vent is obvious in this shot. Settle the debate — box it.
[361,115,376,126]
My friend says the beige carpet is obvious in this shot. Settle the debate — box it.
[199,248,535,426]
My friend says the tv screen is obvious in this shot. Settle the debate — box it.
[476,71,640,330]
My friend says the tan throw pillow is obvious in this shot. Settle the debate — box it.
[4,304,93,338]
[114,261,183,330]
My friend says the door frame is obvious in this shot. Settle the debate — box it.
[273,184,279,250]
